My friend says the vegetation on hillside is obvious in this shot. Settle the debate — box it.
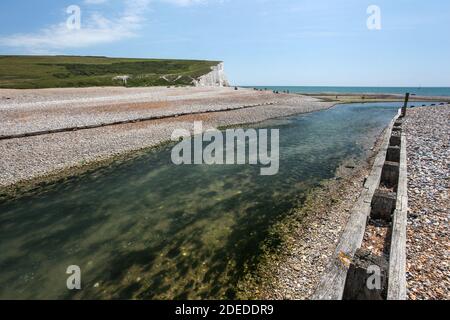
[0,55,220,89]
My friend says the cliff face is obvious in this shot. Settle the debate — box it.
[193,62,229,87]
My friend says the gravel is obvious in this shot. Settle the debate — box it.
[404,105,450,300]
[0,87,325,136]
[0,87,332,189]
[361,219,391,257]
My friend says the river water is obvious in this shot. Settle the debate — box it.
[0,103,401,299]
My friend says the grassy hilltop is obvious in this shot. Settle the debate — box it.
[0,55,220,89]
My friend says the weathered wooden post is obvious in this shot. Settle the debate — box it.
[381,161,400,189]
[401,93,409,118]
[386,146,401,162]
[389,132,401,147]
[343,249,389,300]
[371,189,397,221]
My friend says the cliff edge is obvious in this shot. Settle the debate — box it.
[193,62,229,87]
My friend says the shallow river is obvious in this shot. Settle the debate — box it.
[0,103,402,299]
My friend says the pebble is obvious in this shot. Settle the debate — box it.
[405,106,450,300]
[0,87,332,188]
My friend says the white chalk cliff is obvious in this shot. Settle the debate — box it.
[193,62,230,87]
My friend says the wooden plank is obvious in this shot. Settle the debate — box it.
[401,93,410,117]
[313,113,400,300]
[387,134,408,300]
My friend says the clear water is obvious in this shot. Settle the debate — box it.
[0,103,400,300]
[247,86,450,97]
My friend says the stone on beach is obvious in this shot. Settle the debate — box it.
[404,105,450,300]
[0,87,332,189]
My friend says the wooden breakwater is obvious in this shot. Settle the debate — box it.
[313,106,409,300]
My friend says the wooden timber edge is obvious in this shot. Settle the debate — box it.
[387,134,407,300]
[312,110,401,300]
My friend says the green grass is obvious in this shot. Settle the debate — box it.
[0,55,220,89]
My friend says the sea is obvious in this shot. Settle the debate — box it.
[246,86,450,97]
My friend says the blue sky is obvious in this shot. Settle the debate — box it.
[0,0,449,86]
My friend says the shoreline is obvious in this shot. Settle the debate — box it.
[1,86,447,300]
[0,92,397,300]
[304,93,450,105]
[2,86,447,196]
[0,87,333,197]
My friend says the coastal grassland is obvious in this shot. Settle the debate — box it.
[0,55,220,89]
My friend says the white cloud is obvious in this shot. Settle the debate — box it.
[84,0,109,4]
[162,0,208,6]
[0,0,151,53]
[0,0,222,53]
[84,0,210,5]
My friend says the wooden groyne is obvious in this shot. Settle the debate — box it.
[313,106,409,300]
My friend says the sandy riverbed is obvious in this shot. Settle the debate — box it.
[238,128,388,299]
[0,87,332,190]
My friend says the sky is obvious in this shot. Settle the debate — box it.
[0,0,449,87]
